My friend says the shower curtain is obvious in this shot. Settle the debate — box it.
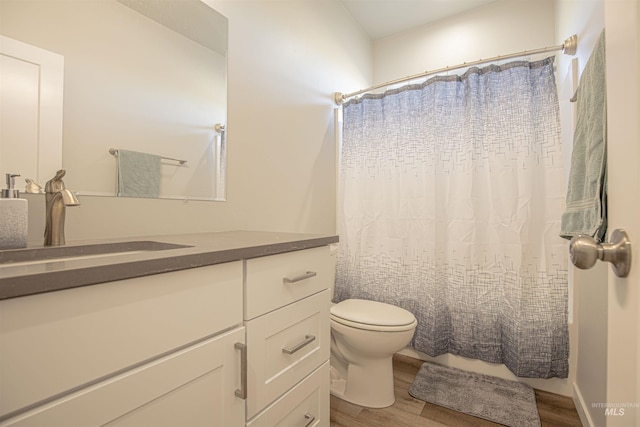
[335,57,568,378]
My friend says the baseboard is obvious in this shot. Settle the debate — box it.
[573,382,595,427]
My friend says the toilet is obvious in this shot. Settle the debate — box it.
[329,298,417,408]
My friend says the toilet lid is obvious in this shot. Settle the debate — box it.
[330,299,416,327]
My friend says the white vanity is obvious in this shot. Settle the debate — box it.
[0,231,337,427]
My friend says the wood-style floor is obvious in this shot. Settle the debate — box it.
[330,354,583,427]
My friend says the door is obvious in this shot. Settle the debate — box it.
[604,1,639,426]
[0,36,63,185]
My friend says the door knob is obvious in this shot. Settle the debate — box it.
[569,229,632,278]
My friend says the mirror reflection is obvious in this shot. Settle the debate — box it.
[0,0,228,201]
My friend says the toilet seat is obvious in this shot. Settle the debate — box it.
[331,299,417,332]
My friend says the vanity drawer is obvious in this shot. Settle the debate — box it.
[246,289,330,418]
[244,246,332,320]
[247,361,329,427]
[0,261,243,418]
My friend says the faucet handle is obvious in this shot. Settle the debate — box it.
[45,169,68,193]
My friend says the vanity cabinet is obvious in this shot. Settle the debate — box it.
[244,246,332,426]
[0,240,335,427]
[0,262,245,426]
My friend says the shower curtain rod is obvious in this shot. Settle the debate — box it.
[334,34,577,105]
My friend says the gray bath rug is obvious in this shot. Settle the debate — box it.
[408,362,540,427]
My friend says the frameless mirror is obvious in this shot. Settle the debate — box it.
[0,0,227,201]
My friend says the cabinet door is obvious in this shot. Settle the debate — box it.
[0,261,242,418]
[246,290,330,418]
[0,328,245,427]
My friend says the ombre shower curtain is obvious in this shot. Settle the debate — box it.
[335,58,569,378]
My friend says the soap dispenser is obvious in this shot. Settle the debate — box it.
[0,173,28,249]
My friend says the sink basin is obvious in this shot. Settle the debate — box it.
[0,241,192,266]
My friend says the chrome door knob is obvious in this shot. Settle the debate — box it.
[569,229,632,278]
[569,235,600,270]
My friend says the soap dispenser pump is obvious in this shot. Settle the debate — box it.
[1,173,20,198]
[0,173,29,249]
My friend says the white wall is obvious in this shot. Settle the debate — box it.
[19,0,371,243]
[373,0,556,85]
[207,0,370,234]
[375,0,584,397]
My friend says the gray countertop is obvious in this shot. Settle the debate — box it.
[0,231,339,300]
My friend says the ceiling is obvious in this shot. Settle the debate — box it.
[339,0,498,39]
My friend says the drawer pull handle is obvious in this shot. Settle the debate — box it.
[304,413,315,427]
[283,271,317,283]
[234,342,247,399]
[282,334,316,355]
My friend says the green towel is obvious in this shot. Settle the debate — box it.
[116,149,161,198]
[560,30,607,242]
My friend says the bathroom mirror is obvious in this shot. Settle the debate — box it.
[0,0,227,201]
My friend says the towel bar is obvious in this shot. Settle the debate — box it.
[109,148,187,165]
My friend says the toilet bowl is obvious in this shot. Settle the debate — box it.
[329,298,417,408]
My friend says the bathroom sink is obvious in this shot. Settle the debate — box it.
[0,241,192,266]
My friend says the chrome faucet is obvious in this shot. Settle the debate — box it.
[44,170,80,246]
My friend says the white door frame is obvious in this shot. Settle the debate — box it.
[0,35,64,185]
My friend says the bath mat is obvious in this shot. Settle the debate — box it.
[408,362,540,427]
